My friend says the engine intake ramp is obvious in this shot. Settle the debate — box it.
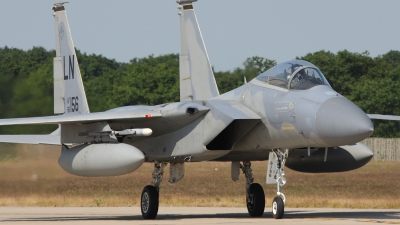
[205,100,261,151]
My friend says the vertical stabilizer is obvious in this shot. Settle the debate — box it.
[53,3,90,114]
[177,0,219,101]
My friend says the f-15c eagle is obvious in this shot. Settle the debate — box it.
[0,0,378,220]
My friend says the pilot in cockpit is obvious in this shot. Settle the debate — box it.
[255,60,330,90]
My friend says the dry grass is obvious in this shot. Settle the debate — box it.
[1,144,400,208]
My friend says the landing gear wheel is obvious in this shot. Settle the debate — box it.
[141,185,159,219]
[246,183,265,217]
[272,196,284,219]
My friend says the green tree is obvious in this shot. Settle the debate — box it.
[215,56,276,93]
[2,46,400,137]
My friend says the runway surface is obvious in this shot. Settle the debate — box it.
[1,207,400,225]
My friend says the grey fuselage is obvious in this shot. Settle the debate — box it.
[120,67,373,163]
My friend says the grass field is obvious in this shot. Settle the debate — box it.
[0,144,400,208]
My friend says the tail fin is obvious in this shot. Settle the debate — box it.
[53,3,90,114]
[177,0,219,101]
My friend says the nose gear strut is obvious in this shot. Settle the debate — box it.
[267,149,288,219]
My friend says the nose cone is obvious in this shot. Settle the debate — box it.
[316,97,374,146]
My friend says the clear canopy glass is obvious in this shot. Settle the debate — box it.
[256,60,330,90]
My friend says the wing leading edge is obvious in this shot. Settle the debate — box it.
[0,108,162,126]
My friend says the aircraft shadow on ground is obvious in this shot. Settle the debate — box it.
[284,210,400,220]
[2,210,400,222]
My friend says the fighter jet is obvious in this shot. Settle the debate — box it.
[0,1,375,220]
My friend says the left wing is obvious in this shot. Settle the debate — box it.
[0,108,160,145]
[368,114,400,121]
[0,103,210,144]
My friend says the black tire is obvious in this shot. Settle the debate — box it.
[141,185,159,219]
[272,196,284,219]
[246,183,265,217]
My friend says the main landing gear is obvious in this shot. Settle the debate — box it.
[268,149,288,219]
[240,161,265,217]
[141,161,167,219]
[141,151,289,220]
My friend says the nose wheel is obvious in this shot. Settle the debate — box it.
[267,149,288,219]
[272,196,284,219]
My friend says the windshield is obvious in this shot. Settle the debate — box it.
[256,60,330,90]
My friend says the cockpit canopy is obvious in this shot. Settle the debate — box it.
[256,60,330,90]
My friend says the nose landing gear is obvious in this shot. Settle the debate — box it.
[272,196,284,219]
[267,149,288,219]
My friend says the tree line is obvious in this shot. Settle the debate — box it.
[0,46,399,137]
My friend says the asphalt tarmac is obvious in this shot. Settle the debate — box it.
[0,207,399,225]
